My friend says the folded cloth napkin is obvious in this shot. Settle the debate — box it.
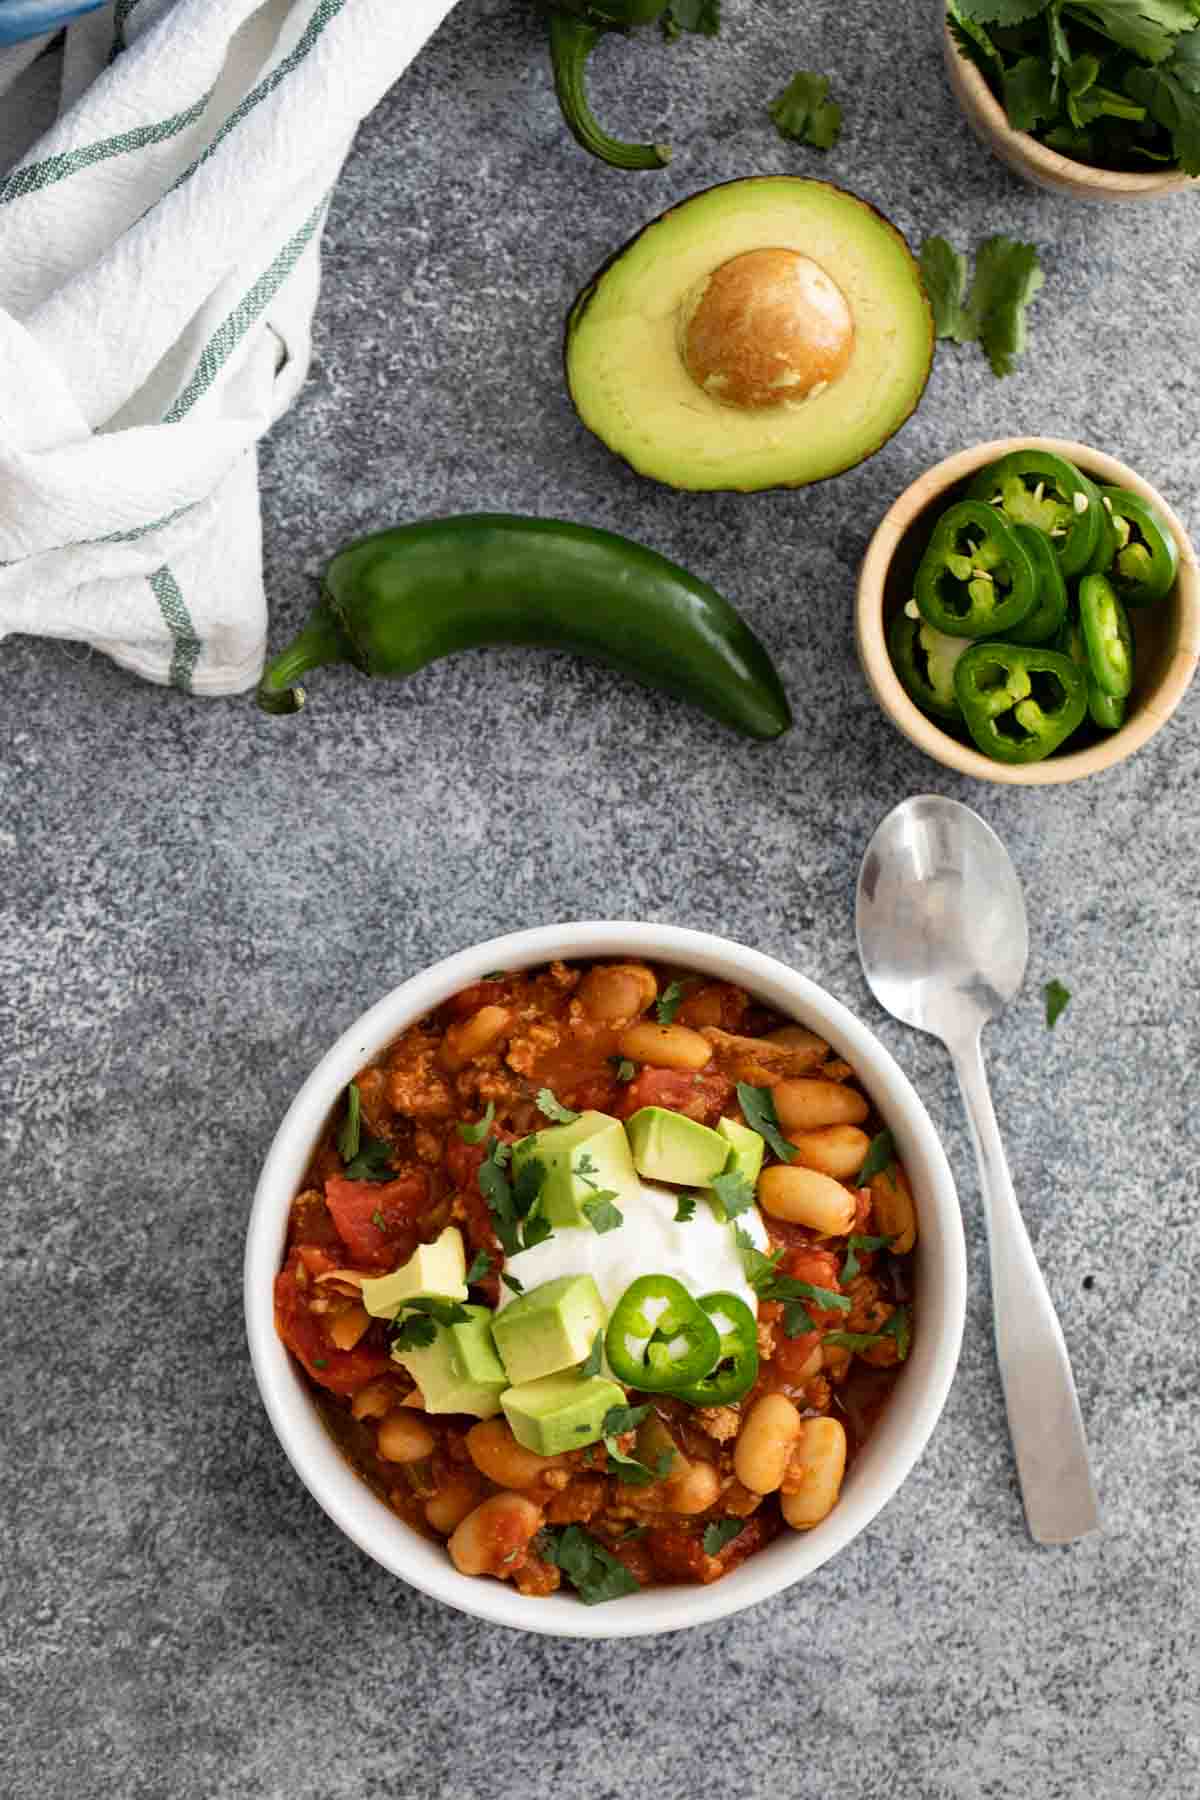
[0,0,458,693]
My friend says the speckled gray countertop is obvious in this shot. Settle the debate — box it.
[3,2,1198,1796]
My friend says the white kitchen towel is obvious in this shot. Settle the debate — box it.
[0,0,459,694]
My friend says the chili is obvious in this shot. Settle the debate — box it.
[914,500,1037,638]
[673,1291,760,1406]
[256,514,791,740]
[953,642,1087,764]
[1100,487,1179,606]
[604,1274,721,1392]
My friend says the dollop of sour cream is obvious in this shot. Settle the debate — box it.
[497,1181,770,1322]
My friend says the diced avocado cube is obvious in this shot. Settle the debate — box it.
[361,1226,468,1318]
[393,1304,507,1418]
[492,1274,607,1386]
[625,1107,729,1187]
[502,1371,626,1457]
[709,1116,766,1220]
[511,1110,640,1229]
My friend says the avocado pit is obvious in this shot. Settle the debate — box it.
[679,247,855,411]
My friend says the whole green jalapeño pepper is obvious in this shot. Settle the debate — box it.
[605,1275,721,1392]
[547,1,671,171]
[967,449,1101,579]
[887,607,967,722]
[1078,573,1134,700]
[1100,487,1179,606]
[953,643,1087,763]
[673,1292,760,1406]
[914,500,1037,638]
[256,515,791,740]
[1006,524,1068,645]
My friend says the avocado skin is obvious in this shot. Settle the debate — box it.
[563,176,935,494]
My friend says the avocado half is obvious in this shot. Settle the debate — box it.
[565,177,934,493]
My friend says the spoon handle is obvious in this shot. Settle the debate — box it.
[950,1031,1101,1545]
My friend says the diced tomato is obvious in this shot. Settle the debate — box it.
[285,1188,344,1255]
[297,1244,338,1276]
[770,1327,823,1383]
[324,1170,430,1269]
[613,1067,734,1126]
[644,1523,711,1584]
[273,1253,393,1395]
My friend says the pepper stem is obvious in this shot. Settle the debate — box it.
[255,603,352,716]
[548,15,671,170]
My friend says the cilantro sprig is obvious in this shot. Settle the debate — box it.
[536,1088,579,1124]
[736,1083,797,1164]
[856,1129,896,1187]
[656,980,685,1024]
[769,70,843,150]
[735,1227,851,1337]
[580,1332,603,1378]
[674,1195,697,1224]
[610,1057,637,1084]
[839,1233,893,1284]
[389,1295,472,1353]
[710,1167,757,1223]
[336,1083,396,1183]
[1044,979,1071,1028]
[920,233,1045,379]
[538,1525,640,1605]
[824,1305,912,1362]
[465,1249,493,1286]
[478,1139,553,1258]
[576,1151,624,1235]
[456,1102,495,1145]
[702,1518,745,1556]
[601,1403,673,1486]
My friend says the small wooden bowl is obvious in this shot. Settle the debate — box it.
[942,18,1196,200]
[856,438,1200,786]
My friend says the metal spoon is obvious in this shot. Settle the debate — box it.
[856,794,1101,1545]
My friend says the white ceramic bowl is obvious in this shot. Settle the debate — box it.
[245,922,967,1638]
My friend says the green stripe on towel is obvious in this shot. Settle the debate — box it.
[148,565,201,692]
[0,89,215,206]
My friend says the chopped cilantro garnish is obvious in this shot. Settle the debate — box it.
[710,1167,756,1222]
[389,1295,471,1353]
[456,1101,495,1144]
[481,969,507,981]
[656,980,685,1024]
[702,1518,744,1556]
[501,1271,525,1296]
[920,233,1045,379]
[341,1134,396,1183]
[479,1140,552,1257]
[337,1083,361,1162]
[840,1233,893,1284]
[734,1226,851,1333]
[825,1304,911,1362]
[465,1248,493,1286]
[312,1358,328,1368]
[581,1332,603,1378]
[674,1195,697,1224]
[536,1088,579,1124]
[583,1193,624,1234]
[856,1129,896,1186]
[1044,979,1071,1028]
[768,70,843,150]
[735,1082,797,1164]
[539,1525,640,1605]
[610,1057,637,1083]
[602,1403,650,1439]
[605,1443,675,1486]
[370,1208,386,1231]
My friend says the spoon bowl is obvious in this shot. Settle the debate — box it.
[856,796,1100,1546]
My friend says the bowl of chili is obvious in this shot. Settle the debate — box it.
[856,437,1199,786]
[245,922,967,1638]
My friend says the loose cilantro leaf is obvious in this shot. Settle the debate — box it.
[501,1271,525,1296]
[734,1226,786,1291]
[656,980,685,1023]
[1044,978,1071,1028]
[734,1227,852,1323]
[955,0,1049,23]
[480,1140,553,1257]
[536,1088,579,1124]
[337,1083,361,1162]
[342,1134,396,1183]
[710,1167,757,1223]
[1003,52,1057,130]
[391,1314,437,1351]
[702,1518,745,1556]
[856,1129,897,1186]
[675,1195,697,1223]
[456,1101,495,1145]
[465,1248,493,1285]
[389,1297,470,1353]
[605,1443,675,1486]
[540,1525,641,1604]
[661,0,720,40]
[312,1357,328,1368]
[583,1193,624,1233]
[481,969,507,981]
[610,1057,637,1083]
[768,70,843,150]
[782,1300,818,1338]
[920,236,969,341]
[736,1082,797,1164]
[961,235,1044,378]
[371,1208,386,1231]
[824,1303,911,1360]
[602,1403,650,1438]
[840,1233,894,1284]
[581,1332,603,1378]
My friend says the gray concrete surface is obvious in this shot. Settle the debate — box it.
[3,2,1198,1796]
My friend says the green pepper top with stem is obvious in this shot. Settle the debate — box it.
[547,0,672,170]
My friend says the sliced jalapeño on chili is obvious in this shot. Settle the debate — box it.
[673,1292,760,1406]
[914,500,1037,638]
[966,448,1101,579]
[1100,487,1179,606]
[953,642,1087,764]
[1078,572,1134,700]
[605,1275,721,1392]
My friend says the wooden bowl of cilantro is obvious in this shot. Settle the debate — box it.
[944,1,1199,198]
